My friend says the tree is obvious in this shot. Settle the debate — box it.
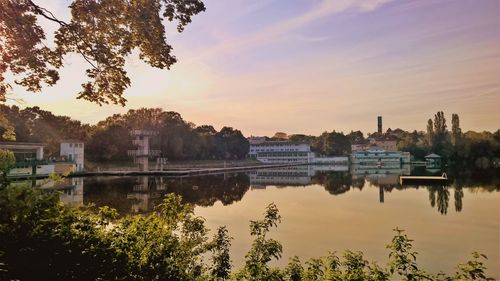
[432,111,448,153]
[313,131,351,156]
[426,119,433,148]
[0,149,15,184]
[0,115,15,141]
[0,0,205,105]
[347,130,364,142]
[451,113,462,146]
[272,132,288,140]
[235,203,283,280]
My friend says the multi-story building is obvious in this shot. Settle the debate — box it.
[351,137,398,152]
[350,147,411,165]
[249,140,315,163]
[1,141,78,177]
[60,140,85,171]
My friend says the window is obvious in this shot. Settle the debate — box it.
[69,143,73,147]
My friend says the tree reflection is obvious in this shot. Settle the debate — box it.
[82,173,250,215]
[313,172,353,195]
[428,187,436,208]
[427,186,450,215]
[454,187,464,212]
[63,167,500,216]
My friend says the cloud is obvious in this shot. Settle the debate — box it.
[189,0,394,61]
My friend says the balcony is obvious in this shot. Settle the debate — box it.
[127,150,161,157]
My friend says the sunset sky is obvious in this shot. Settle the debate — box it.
[6,0,500,136]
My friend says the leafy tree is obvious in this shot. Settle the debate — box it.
[432,111,450,155]
[313,131,351,156]
[0,0,205,105]
[426,118,434,148]
[235,203,283,280]
[0,114,15,140]
[347,130,364,142]
[451,113,462,146]
[288,134,315,144]
[0,149,15,184]
[387,228,428,280]
[272,132,288,140]
[208,226,233,280]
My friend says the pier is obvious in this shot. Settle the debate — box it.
[399,173,448,185]
[7,162,311,180]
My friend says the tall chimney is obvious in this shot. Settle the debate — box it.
[377,116,382,134]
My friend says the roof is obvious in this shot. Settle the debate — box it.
[425,153,441,158]
[60,140,84,143]
[0,142,46,147]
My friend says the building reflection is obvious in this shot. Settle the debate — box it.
[350,164,411,203]
[14,166,497,216]
[248,165,348,188]
[80,173,250,215]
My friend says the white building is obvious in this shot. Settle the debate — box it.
[249,140,315,163]
[350,147,410,165]
[60,140,84,172]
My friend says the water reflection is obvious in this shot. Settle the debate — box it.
[13,165,499,216]
[11,165,497,278]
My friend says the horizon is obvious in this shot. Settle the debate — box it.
[5,0,500,136]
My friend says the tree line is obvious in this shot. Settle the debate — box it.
[274,112,500,166]
[1,106,498,165]
[398,111,500,166]
[0,105,249,161]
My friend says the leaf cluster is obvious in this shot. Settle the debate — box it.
[0,0,205,105]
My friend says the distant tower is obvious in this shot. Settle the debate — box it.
[377,116,382,134]
[128,130,160,171]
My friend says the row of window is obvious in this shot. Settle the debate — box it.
[68,143,83,148]
[257,153,310,157]
[250,148,303,152]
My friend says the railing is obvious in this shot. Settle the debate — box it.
[132,139,145,146]
[127,150,161,157]
[130,130,158,137]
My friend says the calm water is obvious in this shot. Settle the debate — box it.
[32,165,500,278]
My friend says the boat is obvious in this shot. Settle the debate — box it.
[399,173,448,185]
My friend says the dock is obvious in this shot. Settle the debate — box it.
[399,173,448,185]
[7,162,310,180]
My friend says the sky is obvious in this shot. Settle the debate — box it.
[5,0,500,136]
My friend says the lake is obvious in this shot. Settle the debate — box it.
[34,165,500,278]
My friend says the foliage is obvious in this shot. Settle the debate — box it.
[0,114,15,141]
[272,132,288,140]
[234,203,283,280]
[313,131,351,156]
[0,149,15,184]
[0,186,233,281]
[0,0,205,105]
[208,226,233,280]
[0,185,495,280]
[393,111,499,166]
[0,105,249,161]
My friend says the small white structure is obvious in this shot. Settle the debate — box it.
[60,140,85,172]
